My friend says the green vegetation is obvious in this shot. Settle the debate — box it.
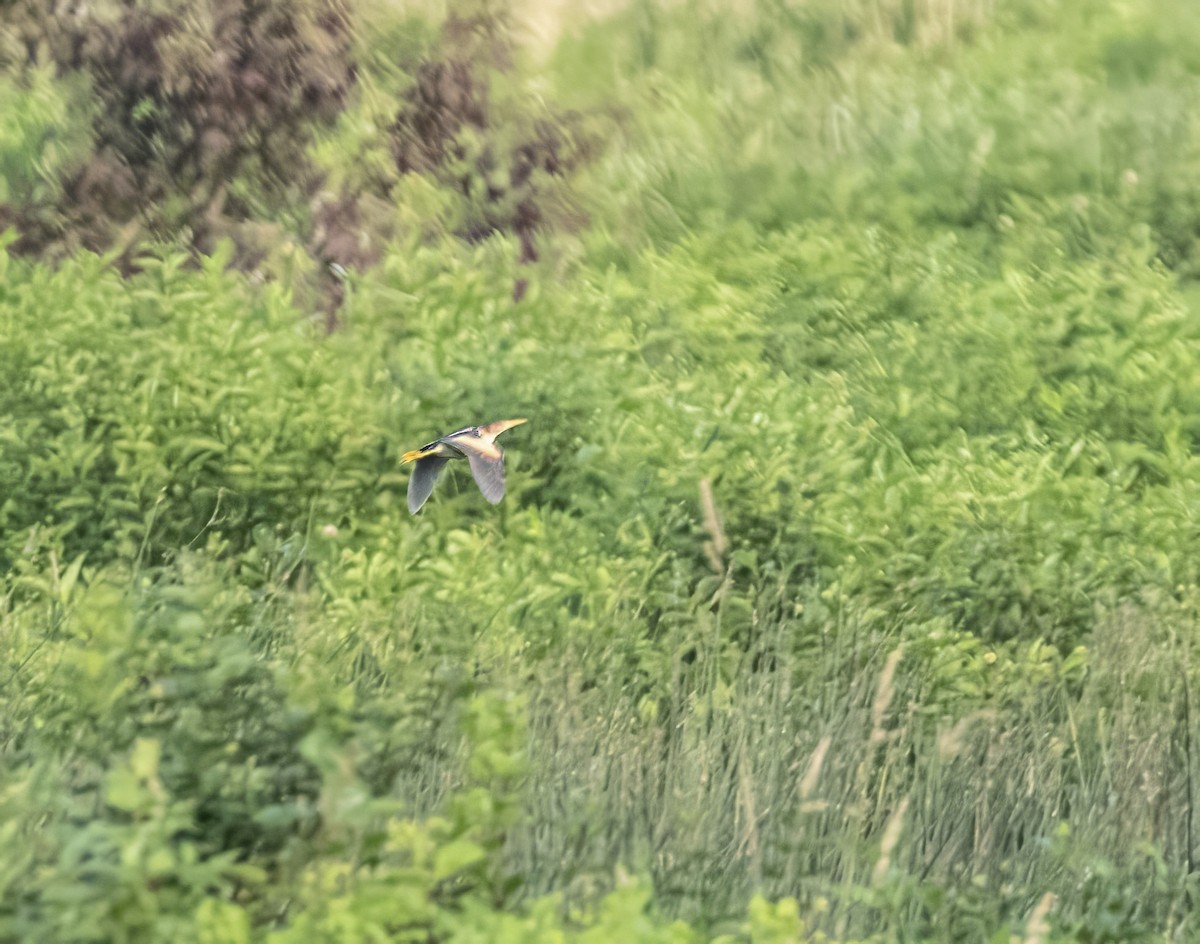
[4,0,1200,940]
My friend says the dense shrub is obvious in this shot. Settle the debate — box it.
[6,0,1200,941]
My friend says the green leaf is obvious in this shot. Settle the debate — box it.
[57,551,87,604]
[129,737,161,781]
[104,766,146,814]
[432,839,486,881]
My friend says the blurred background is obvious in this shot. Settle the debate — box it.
[3,1,1200,941]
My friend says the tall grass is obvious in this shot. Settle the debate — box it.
[507,601,1195,937]
[6,0,1200,940]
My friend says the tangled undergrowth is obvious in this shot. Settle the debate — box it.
[6,0,1200,941]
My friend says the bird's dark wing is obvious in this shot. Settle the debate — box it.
[454,439,507,504]
[407,454,451,513]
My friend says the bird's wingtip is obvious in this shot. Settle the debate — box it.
[479,417,528,438]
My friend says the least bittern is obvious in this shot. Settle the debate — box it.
[402,419,527,514]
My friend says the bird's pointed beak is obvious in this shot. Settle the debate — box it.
[402,449,431,463]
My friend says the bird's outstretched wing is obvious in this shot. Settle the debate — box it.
[478,418,527,444]
[407,454,451,513]
[443,419,526,504]
[454,439,507,504]
[406,419,524,509]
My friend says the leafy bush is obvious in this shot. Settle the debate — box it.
[6,0,1200,941]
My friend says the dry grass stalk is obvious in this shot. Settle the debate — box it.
[1021,892,1057,944]
[735,740,762,882]
[870,645,904,745]
[699,478,728,574]
[872,796,910,884]
[936,710,995,760]
[799,734,832,800]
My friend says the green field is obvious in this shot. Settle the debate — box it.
[4,0,1200,940]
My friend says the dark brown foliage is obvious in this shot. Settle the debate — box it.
[0,0,354,269]
[0,1,601,315]
[387,13,599,286]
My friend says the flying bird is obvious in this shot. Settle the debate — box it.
[402,419,527,514]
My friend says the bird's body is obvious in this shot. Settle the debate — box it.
[402,418,526,513]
